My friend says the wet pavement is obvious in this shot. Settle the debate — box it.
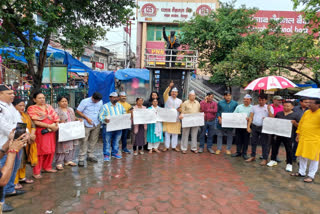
[6,141,320,214]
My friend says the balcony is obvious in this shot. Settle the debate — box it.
[144,48,198,70]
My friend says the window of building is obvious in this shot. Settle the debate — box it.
[147,25,182,41]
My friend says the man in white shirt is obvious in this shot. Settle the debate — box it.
[246,94,274,165]
[0,85,26,212]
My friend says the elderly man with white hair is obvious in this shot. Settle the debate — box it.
[180,90,201,154]
[163,82,182,152]
[232,94,253,160]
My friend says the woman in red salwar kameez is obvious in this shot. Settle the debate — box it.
[27,91,60,179]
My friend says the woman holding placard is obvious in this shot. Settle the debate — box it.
[27,91,60,179]
[133,98,147,155]
[55,95,82,170]
[147,99,163,153]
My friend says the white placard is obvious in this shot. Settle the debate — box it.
[58,121,85,142]
[222,113,248,129]
[106,114,132,132]
[262,117,292,138]
[156,108,177,122]
[182,112,204,128]
[133,109,157,125]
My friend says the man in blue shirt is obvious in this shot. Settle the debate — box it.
[99,92,125,162]
[216,91,238,155]
[76,92,103,167]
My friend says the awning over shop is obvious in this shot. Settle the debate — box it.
[88,70,115,104]
[115,68,150,81]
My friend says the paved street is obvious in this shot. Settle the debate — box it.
[6,141,320,214]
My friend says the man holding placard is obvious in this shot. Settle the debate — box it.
[99,92,125,162]
[267,101,300,172]
[199,92,218,154]
[163,82,182,152]
[246,94,274,165]
[118,92,132,154]
[180,90,201,154]
[231,94,252,160]
[216,91,238,155]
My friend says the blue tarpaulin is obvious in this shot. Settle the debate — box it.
[115,68,150,81]
[88,70,115,104]
[296,83,318,88]
[0,46,91,73]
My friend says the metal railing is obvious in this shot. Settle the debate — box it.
[15,88,88,109]
[145,48,198,69]
[189,78,223,102]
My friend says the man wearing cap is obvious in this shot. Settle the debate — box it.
[0,85,26,212]
[163,82,182,152]
[216,91,238,155]
[231,94,253,159]
[271,96,284,116]
[99,92,125,162]
[118,92,132,154]
[76,92,103,167]
[199,92,218,154]
[291,98,320,183]
[246,94,274,165]
[180,90,201,154]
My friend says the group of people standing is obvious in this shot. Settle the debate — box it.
[0,82,319,212]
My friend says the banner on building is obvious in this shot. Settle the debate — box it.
[138,1,217,23]
[252,10,317,35]
[95,62,104,69]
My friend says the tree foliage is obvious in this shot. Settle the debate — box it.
[0,0,135,96]
[180,1,258,73]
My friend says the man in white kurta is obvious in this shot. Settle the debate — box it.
[163,82,182,152]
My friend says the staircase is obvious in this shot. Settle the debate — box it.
[189,78,223,102]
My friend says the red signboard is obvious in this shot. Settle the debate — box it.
[252,10,316,35]
[95,62,104,69]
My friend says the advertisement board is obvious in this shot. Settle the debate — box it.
[42,66,67,83]
[252,10,316,35]
[95,62,104,69]
[137,1,217,23]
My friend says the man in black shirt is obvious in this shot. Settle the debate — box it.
[267,101,300,172]
[292,97,310,162]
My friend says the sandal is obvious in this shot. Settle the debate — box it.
[14,183,23,190]
[154,149,161,153]
[44,169,57,173]
[174,148,181,152]
[32,174,42,179]
[149,150,153,154]
[290,172,305,177]
[304,177,314,183]
[191,150,198,154]
[56,164,64,171]
[65,161,77,166]
[19,178,34,184]
[182,151,187,154]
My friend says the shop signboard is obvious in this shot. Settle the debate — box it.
[137,1,217,23]
[95,62,104,69]
[42,66,67,83]
[252,10,317,35]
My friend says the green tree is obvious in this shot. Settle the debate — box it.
[0,0,135,97]
[213,22,320,87]
[180,1,257,74]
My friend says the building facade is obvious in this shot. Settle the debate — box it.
[136,0,219,68]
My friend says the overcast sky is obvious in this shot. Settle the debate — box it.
[96,0,303,57]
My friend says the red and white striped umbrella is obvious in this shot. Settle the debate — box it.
[244,76,297,91]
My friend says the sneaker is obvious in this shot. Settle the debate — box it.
[104,155,110,162]
[286,164,293,172]
[122,148,131,154]
[226,150,231,155]
[112,154,122,159]
[198,148,204,153]
[267,160,278,167]
[208,148,215,154]
[215,150,221,155]
[134,151,138,156]
[78,160,85,167]
[139,151,144,155]
[87,157,98,163]
[231,152,241,157]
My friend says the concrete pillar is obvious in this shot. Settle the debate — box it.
[141,22,147,68]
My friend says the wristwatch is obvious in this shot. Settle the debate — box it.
[0,149,6,154]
